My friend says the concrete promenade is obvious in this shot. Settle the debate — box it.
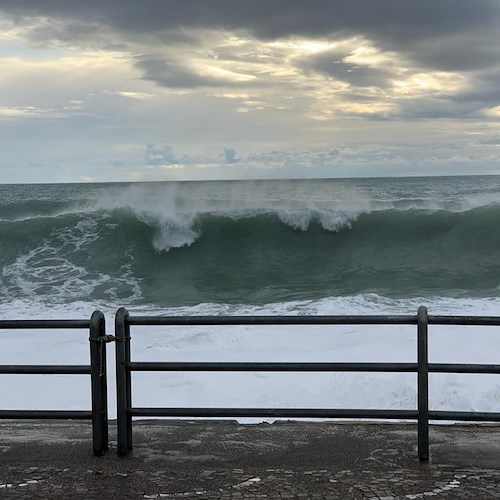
[1,420,500,499]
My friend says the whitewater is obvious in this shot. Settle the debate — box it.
[1,176,500,420]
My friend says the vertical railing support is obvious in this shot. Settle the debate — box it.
[89,310,108,456]
[115,307,130,456]
[417,305,429,461]
[125,318,133,451]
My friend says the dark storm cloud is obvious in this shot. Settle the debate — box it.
[406,34,500,72]
[1,0,500,122]
[1,0,497,40]
[2,0,500,71]
[136,58,222,88]
[395,97,484,120]
[299,50,393,87]
[453,70,500,107]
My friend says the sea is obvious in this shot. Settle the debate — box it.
[1,175,500,417]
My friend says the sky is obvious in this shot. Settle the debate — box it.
[1,0,500,183]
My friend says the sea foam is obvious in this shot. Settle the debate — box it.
[1,295,500,420]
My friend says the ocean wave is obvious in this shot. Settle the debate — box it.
[2,203,500,305]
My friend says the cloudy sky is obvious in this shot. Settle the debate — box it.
[1,0,500,183]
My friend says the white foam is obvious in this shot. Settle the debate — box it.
[1,216,143,304]
[1,294,500,420]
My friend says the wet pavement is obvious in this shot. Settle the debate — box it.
[1,420,500,498]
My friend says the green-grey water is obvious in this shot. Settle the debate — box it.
[1,176,500,309]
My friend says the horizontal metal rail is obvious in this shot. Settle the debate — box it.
[429,411,500,421]
[130,408,419,419]
[428,316,500,326]
[0,320,90,329]
[127,361,417,372]
[127,314,500,327]
[128,315,417,326]
[0,410,92,419]
[0,365,91,375]
[429,363,500,374]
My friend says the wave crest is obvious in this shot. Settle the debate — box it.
[130,207,362,252]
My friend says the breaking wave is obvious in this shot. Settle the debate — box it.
[2,193,500,306]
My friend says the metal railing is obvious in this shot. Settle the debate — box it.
[0,311,109,455]
[3,307,499,458]
[115,306,500,459]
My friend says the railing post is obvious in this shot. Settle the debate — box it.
[115,307,130,456]
[89,310,108,456]
[125,318,133,451]
[417,305,429,461]
[98,313,109,451]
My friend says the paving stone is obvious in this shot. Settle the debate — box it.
[1,421,500,498]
